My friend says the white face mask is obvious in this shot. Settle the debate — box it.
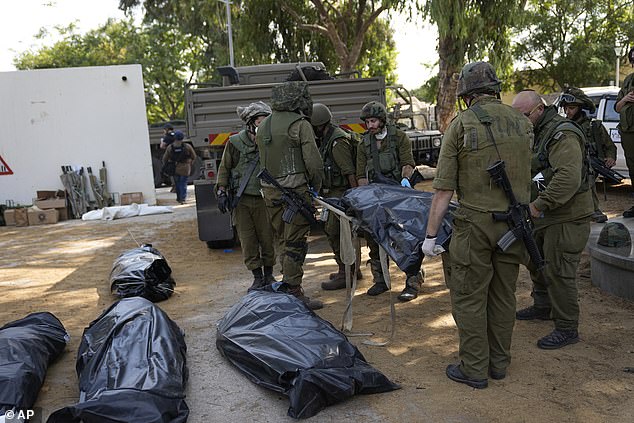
[375,127,388,140]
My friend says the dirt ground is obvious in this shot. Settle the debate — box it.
[1,180,633,423]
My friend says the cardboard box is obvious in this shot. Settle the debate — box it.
[57,207,69,221]
[120,192,143,206]
[34,190,67,210]
[14,208,29,227]
[3,209,16,226]
[27,208,59,225]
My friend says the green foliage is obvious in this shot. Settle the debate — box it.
[411,75,439,104]
[512,0,634,92]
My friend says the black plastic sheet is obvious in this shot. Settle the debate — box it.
[109,244,175,302]
[0,312,68,414]
[342,184,456,275]
[47,297,189,423]
[216,290,400,419]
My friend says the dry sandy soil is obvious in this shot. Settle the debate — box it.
[1,180,633,423]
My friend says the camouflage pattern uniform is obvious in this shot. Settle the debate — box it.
[522,105,593,335]
[433,95,533,380]
[257,82,325,309]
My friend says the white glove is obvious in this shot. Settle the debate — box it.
[421,236,445,257]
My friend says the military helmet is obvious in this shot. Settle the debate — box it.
[237,101,272,123]
[559,87,596,114]
[271,81,313,117]
[360,101,387,122]
[456,61,501,97]
[598,222,632,248]
[311,103,332,126]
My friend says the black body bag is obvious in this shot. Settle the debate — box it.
[109,244,175,302]
[47,297,189,423]
[342,184,456,275]
[216,290,400,419]
[0,312,68,414]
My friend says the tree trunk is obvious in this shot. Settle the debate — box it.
[436,35,463,133]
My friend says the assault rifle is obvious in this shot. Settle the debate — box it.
[257,168,318,225]
[487,160,546,273]
[590,156,625,185]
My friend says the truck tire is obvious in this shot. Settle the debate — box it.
[188,156,203,185]
[152,157,164,188]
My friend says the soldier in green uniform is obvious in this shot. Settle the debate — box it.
[216,101,276,290]
[311,103,359,290]
[512,90,593,349]
[257,81,325,310]
[558,87,617,223]
[356,101,423,302]
[424,62,533,389]
[615,55,634,217]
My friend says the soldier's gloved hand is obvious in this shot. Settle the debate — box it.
[401,178,412,188]
[217,191,229,214]
[421,236,445,257]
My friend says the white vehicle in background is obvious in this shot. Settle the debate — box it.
[579,86,627,177]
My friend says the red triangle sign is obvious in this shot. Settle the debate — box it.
[0,155,14,175]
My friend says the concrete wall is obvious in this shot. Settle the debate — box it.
[0,65,156,206]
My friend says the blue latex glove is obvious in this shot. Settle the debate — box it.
[401,178,412,188]
[309,188,319,198]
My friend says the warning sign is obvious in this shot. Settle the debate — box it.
[0,155,14,175]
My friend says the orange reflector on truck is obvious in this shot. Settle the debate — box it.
[340,123,366,133]
[208,132,236,145]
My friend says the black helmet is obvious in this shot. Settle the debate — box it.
[360,101,387,121]
[559,87,596,114]
[456,61,501,97]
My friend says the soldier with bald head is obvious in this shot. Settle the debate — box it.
[511,90,593,350]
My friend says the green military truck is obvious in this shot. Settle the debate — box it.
[184,62,442,247]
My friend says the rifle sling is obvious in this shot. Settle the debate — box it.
[369,134,383,182]
[232,151,260,209]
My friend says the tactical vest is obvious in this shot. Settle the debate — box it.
[320,125,353,189]
[362,124,401,182]
[171,143,187,162]
[258,111,307,179]
[533,109,590,194]
[456,100,532,211]
[228,130,261,196]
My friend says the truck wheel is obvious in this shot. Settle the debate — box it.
[152,157,163,188]
[188,156,203,184]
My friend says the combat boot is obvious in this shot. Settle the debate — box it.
[537,329,579,349]
[287,284,323,310]
[398,272,423,302]
[591,210,608,223]
[321,264,346,290]
[367,260,388,296]
[516,305,551,320]
[263,266,278,285]
[248,268,265,291]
